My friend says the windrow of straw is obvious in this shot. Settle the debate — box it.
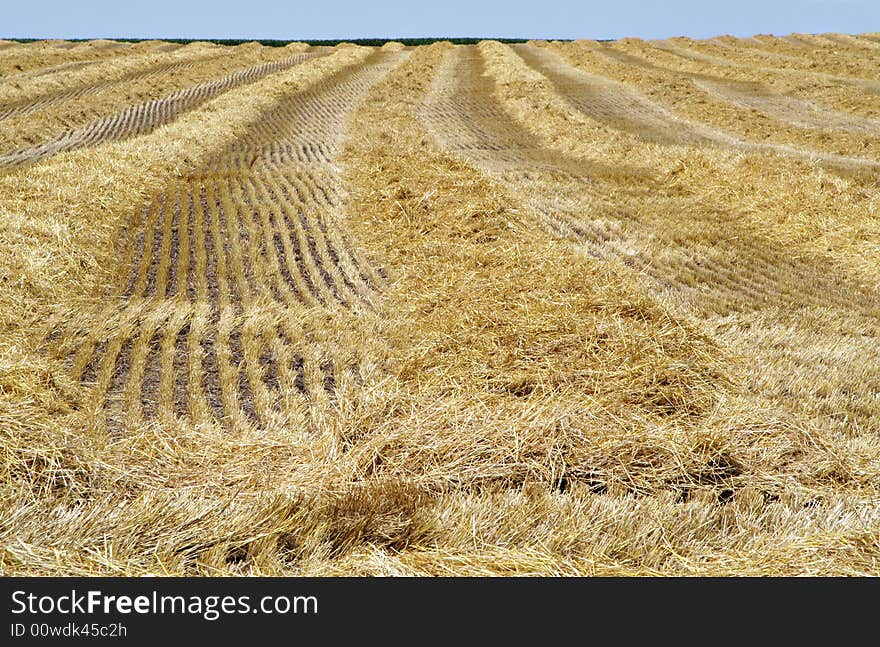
[0,43,438,576]
[619,37,880,119]
[483,41,880,287]
[0,39,170,78]
[685,36,880,119]
[537,40,880,161]
[736,33,880,77]
[330,42,880,574]
[0,42,314,156]
[0,44,372,500]
[473,36,880,513]
[52,47,403,439]
[0,41,234,112]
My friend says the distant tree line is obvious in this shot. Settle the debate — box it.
[4,37,576,46]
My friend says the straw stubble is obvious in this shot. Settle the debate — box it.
[1,36,878,576]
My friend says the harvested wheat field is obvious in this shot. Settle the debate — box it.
[1,35,879,576]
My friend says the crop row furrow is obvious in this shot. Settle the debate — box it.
[0,54,226,121]
[56,51,405,432]
[422,45,880,327]
[0,53,317,167]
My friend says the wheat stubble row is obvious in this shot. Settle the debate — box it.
[3,37,878,576]
[42,49,406,435]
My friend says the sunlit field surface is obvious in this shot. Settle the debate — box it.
[1,34,879,575]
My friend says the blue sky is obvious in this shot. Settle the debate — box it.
[3,1,879,41]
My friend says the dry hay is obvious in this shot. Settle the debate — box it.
[0,43,236,116]
[539,40,880,163]
[0,43,317,162]
[1,36,879,576]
